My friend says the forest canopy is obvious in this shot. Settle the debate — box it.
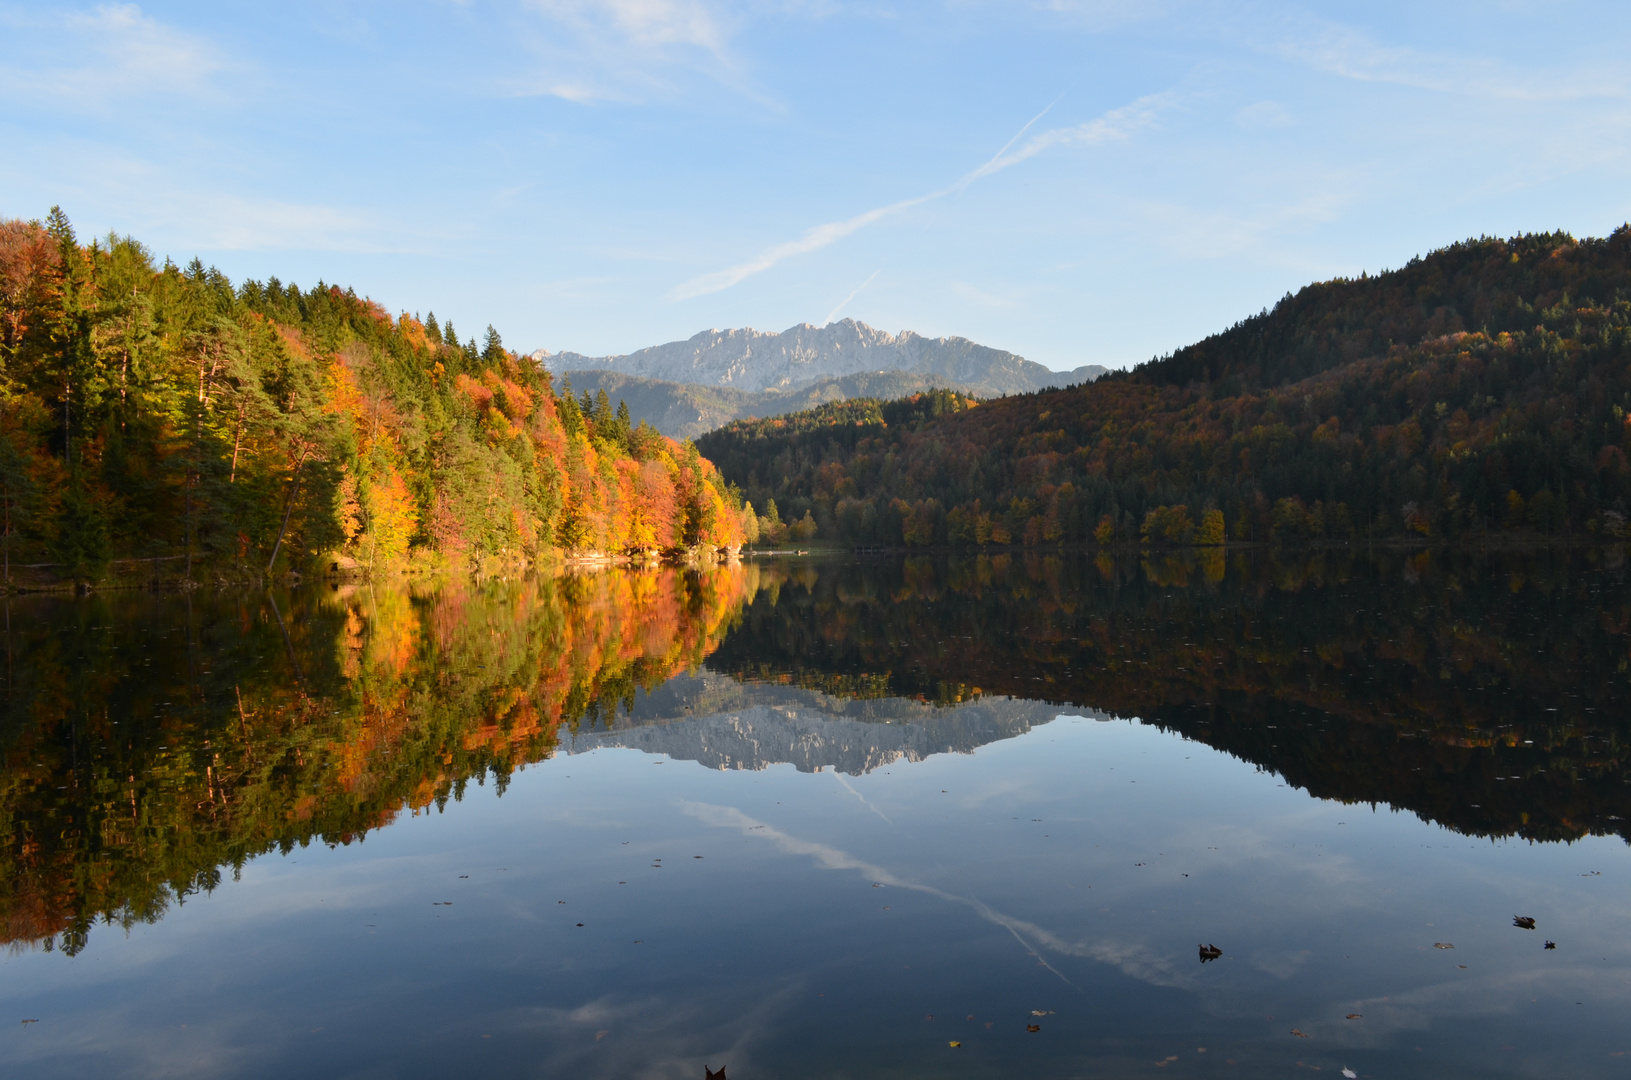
[0,209,750,584]
[698,228,1631,546]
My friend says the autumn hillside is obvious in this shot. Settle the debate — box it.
[699,228,1631,546]
[0,210,750,586]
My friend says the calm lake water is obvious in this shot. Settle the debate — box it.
[2,550,1629,1079]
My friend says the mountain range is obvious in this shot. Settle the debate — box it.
[530,319,1104,438]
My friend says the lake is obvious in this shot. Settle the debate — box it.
[2,549,1628,1079]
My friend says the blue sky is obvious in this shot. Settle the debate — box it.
[5,2,1630,371]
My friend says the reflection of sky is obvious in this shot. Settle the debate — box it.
[3,706,1628,1079]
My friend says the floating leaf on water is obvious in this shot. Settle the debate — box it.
[1198,944,1222,963]
[594,1030,608,1041]
[1291,1029,1310,1038]
[20,1019,39,1025]
[948,1041,962,1048]
[1345,1014,1362,1020]
[705,1067,727,1080]
[1026,1024,1041,1032]
[1433,942,1454,949]
[1031,1010,1054,1016]
[1513,916,1536,930]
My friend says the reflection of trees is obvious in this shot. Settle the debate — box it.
[706,549,1631,846]
[0,564,763,954]
[5,549,1625,955]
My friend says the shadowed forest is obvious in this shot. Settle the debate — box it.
[701,229,1631,548]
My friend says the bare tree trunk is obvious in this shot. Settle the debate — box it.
[186,342,223,584]
[265,447,309,576]
[183,453,194,583]
[119,286,133,431]
[229,399,246,483]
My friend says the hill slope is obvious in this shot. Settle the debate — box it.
[534,318,1104,398]
[699,229,1631,545]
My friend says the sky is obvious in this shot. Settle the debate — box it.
[4,2,1631,372]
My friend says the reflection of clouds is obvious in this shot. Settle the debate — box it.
[1291,965,1609,1050]
[1247,947,1313,980]
[493,981,803,1080]
[681,801,1194,991]
[0,996,260,1080]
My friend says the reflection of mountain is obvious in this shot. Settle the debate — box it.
[567,672,1066,773]
[705,550,1631,846]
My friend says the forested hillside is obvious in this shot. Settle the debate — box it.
[0,210,748,584]
[700,228,1631,546]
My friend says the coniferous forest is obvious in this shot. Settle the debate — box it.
[0,210,750,587]
[700,228,1631,547]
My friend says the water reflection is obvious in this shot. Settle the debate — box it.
[2,547,1627,963]
[709,549,1631,845]
[0,566,764,955]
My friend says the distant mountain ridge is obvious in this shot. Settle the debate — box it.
[553,368,981,441]
[531,319,1104,398]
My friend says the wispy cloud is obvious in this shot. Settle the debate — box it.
[950,281,1019,309]
[512,0,759,103]
[669,90,1175,300]
[1234,100,1292,129]
[1266,17,1627,103]
[0,3,228,109]
[1130,186,1356,263]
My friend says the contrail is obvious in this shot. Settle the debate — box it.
[821,269,881,326]
[972,91,1067,179]
[667,89,1174,302]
